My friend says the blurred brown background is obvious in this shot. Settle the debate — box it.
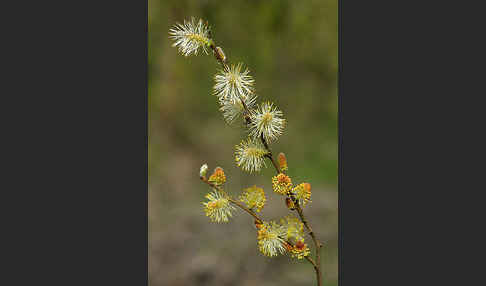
[149,1,337,285]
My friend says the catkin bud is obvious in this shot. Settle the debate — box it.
[214,46,226,63]
[278,152,288,171]
[254,219,263,230]
[285,197,296,210]
[303,183,311,192]
[295,240,305,250]
[200,163,208,178]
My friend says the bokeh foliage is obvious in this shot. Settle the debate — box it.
[149,0,337,285]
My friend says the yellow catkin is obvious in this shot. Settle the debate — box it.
[272,173,292,195]
[289,241,310,259]
[239,185,266,212]
[208,167,226,185]
[293,182,312,206]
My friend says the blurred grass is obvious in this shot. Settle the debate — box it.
[149,0,337,285]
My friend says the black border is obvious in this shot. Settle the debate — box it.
[4,0,149,284]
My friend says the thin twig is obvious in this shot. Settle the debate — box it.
[305,255,317,268]
[295,202,323,284]
[228,198,263,224]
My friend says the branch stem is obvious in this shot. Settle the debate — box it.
[295,203,323,285]
[228,198,263,224]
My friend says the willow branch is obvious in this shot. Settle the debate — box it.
[206,35,322,286]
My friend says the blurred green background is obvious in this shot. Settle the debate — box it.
[149,0,337,285]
